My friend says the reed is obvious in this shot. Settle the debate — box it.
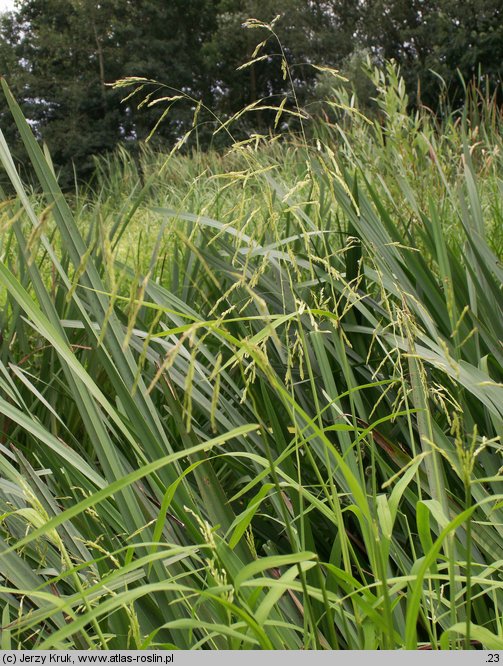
[0,62,501,649]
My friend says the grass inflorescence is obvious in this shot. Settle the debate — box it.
[0,63,502,649]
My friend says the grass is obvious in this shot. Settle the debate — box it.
[0,61,502,649]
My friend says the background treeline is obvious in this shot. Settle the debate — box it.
[0,0,501,185]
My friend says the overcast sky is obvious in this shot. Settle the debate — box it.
[0,0,14,12]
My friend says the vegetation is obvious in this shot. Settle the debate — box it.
[0,53,502,649]
[0,0,501,184]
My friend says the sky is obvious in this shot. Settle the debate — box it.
[0,0,14,12]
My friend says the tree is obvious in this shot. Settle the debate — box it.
[360,0,502,106]
[0,0,500,186]
[117,0,218,143]
[0,0,218,185]
[201,0,361,136]
[0,0,130,184]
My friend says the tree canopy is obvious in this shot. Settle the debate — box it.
[0,0,501,185]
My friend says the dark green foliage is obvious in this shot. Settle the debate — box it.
[361,0,503,107]
[0,0,219,185]
[0,0,501,185]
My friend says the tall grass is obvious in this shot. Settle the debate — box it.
[0,62,502,649]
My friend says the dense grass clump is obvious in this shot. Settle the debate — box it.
[0,66,502,649]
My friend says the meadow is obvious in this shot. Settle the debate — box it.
[0,63,502,649]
